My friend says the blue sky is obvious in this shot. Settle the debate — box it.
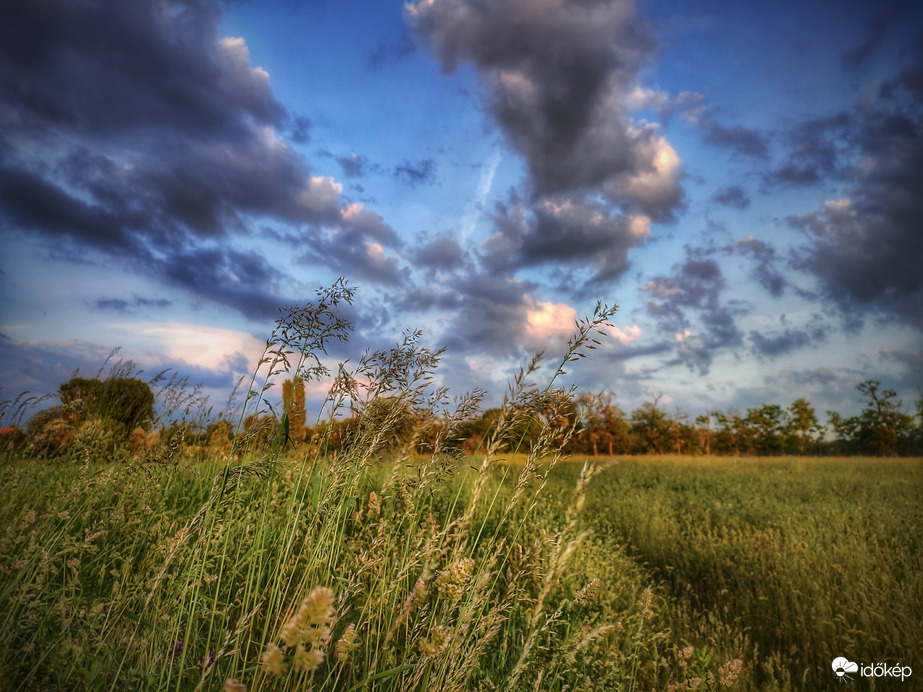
[1,0,921,424]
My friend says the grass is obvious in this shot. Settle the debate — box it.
[0,285,918,691]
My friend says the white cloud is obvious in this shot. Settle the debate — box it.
[608,324,642,345]
[116,322,264,374]
[525,299,577,345]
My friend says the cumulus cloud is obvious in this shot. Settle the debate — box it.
[483,190,651,288]
[0,0,408,323]
[407,0,685,286]
[765,112,852,187]
[407,0,665,196]
[775,48,923,331]
[413,234,467,273]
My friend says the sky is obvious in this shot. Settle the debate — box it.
[1,0,922,425]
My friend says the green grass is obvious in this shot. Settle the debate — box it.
[1,453,918,691]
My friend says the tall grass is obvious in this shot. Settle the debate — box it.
[577,456,923,690]
[2,285,746,690]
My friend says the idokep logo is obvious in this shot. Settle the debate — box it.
[832,657,913,683]
[832,658,859,682]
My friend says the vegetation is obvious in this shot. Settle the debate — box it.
[0,281,919,691]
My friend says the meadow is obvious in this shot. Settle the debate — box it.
[1,450,919,691]
[1,288,919,691]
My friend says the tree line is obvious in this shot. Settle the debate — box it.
[2,373,921,460]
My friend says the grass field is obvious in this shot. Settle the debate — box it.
[1,452,919,691]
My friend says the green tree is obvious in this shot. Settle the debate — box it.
[745,404,784,455]
[787,398,819,454]
[59,376,154,436]
[577,391,628,455]
[854,380,913,455]
[631,394,671,455]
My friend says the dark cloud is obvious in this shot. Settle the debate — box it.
[765,112,852,187]
[787,101,923,329]
[0,167,140,253]
[94,295,172,313]
[483,190,649,287]
[437,273,537,359]
[407,0,656,195]
[337,153,369,178]
[0,0,412,328]
[711,185,750,210]
[406,0,684,280]
[676,92,768,159]
[749,327,826,357]
[289,115,312,144]
[158,246,285,320]
[699,120,768,159]
[840,1,911,71]
[299,223,408,287]
[643,249,743,373]
[413,234,466,272]
[394,159,437,187]
[0,1,285,141]
[731,236,789,297]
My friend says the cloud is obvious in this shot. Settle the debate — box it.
[0,0,410,325]
[676,92,768,159]
[731,236,789,297]
[0,2,285,141]
[643,248,743,373]
[406,0,685,282]
[367,31,416,70]
[765,112,852,187]
[483,190,651,288]
[711,185,750,210]
[394,159,437,187]
[840,1,910,71]
[407,0,659,194]
[413,234,467,273]
[434,272,539,360]
[607,324,642,346]
[779,59,923,331]
[336,153,369,178]
[94,295,173,313]
[116,321,264,376]
[749,327,826,357]
[879,347,923,374]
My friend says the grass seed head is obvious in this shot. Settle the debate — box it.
[335,624,358,663]
[293,645,325,673]
[261,642,286,677]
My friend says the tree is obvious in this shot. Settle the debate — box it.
[59,376,154,436]
[282,375,307,443]
[576,391,628,455]
[631,394,671,455]
[787,398,819,454]
[854,380,913,455]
